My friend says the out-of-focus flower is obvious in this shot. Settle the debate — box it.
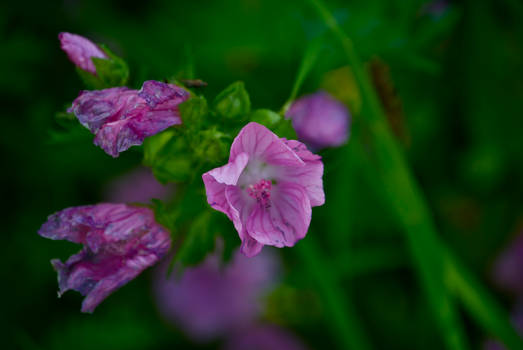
[202,122,324,257]
[153,248,279,341]
[285,91,350,150]
[38,203,171,313]
[421,0,449,19]
[224,325,307,350]
[492,232,523,294]
[483,298,523,350]
[104,167,175,203]
[68,80,189,157]
[59,32,108,74]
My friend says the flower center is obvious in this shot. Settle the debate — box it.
[247,179,272,208]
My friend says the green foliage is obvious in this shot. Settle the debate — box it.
[143,129,193,183]
[174,210,216,266]
[179,95,208,131]
[212,81,251,120]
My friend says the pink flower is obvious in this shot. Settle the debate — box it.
[286,91,350,149]
[68,80,189,157]
[59,32,108,74]
[202,122,324,257]
[38,203,171,313]
[153,248,279,341]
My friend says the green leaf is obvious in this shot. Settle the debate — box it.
[249,109,297,139]
[250,109,282,127]
[213,81,251,120]
[175,210,216,266]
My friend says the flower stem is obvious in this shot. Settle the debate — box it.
[280,37,322,115]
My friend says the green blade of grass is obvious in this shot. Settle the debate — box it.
[280,36,322,115]
[306,1,470,349]
[445,249,523,349]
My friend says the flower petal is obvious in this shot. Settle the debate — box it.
[138,80,189,108]
[59,32,108,74]
[282,140,325,206]
[246,182,311,248]
[230,122,303,167]
[202,152,249,219]
[68,81,189,157]
[286,91,350,149]
[68,87,136,132]
[38,203,171,313]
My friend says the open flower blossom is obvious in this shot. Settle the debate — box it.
[59,32,108,74]
[68,80,189,157]
[285,91,350,149]
[154,247,279,341]
[38,203,171,313]
[225,325,307,350]
[202,122,324,257]
[492,231,523,294]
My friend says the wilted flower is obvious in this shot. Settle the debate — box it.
[59,32,108,74]
[285,91,350,149]
[492,232,523,294]
[224,325,307,350]
[68,80,189,157]
[202,122,324,257]
[104,167,175,203]
[38,203,171,313]
[153,248,279,341]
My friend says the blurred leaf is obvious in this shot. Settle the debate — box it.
[249,108,297,139]
[174,210,215,266]
[320,65,362,115]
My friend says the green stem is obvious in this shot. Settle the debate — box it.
[297,237,372,350]
[306,1,471,349]
[280,37,322,114]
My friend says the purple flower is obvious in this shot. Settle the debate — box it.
[68,80,189,157]
[153,248,279,341]
[104,167,175,203]
[38,203,171,313]
[59,32,108,74]
[492,232,523,294]
[285,91,350,149]
[224,325,307,350]
[202,122,324,257]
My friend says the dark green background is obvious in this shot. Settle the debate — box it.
[2,0,522,349]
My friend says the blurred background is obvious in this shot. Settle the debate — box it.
[2,0,523,349]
